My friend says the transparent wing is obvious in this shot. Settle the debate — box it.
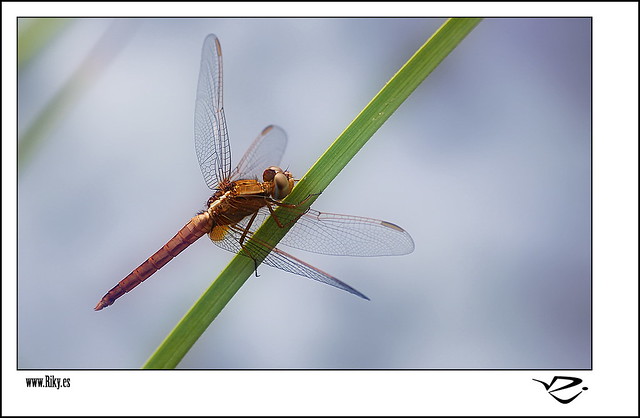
[223,206,415,257]
[280,208,415,256]
[230,125,288,181]
[211,221,369,300]
[209,203,414,298]
[194,34,232,189]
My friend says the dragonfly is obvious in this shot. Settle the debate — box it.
[94,34,414,311]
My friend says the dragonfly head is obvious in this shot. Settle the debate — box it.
[263,166,294,200]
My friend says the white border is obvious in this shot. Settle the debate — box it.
[4,2,638,416]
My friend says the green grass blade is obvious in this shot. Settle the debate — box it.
[143,18,483,369]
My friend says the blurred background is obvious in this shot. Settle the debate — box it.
[17,18,591,369]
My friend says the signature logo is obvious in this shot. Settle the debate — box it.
[533,376,588,404]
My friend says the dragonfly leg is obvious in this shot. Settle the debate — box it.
[266,202,286,228]
[295,191,322,206]
[238,210,258,247]
[265,191,321,229]
[269,191,322,209]
[233,213,262,278]
[266,201,307,229]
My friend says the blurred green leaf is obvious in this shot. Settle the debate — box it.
[18,18,72,70]
[18,20,135,176]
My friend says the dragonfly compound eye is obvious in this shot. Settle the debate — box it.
[273,172,293,199]
[263,166,283,182]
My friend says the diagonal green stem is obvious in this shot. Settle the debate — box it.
[143,18,483,369]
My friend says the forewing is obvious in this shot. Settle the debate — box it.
[235,207,415,257]
[215,205,414,257]
[194,34,232,189]
[231,125,288,181]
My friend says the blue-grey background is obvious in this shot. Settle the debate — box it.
[17,18,591,369]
